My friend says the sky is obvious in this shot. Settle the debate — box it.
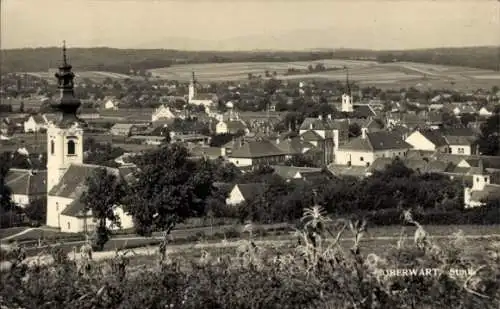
[1,0,500,50]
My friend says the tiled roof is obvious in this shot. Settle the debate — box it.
[300,130,324,142]
[340,131,412,151]
[441,127,476,137]
[270,165,323,180]
[444,135,476,146]
[327,164,370,178]
[48,164,121,199]
[353,105,377,118]
[368,158,450,174]
[235,183,266,201]
[465,157,500,170]
[470,184,500,202]
[230,140,285,158]
[274,137,315,155]
[418,130,448,147]
[5,169,47,197]
[299,117,347,131]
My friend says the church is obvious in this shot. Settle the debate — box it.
[45,43,135,233]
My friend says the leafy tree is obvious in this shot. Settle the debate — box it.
[0,153,13,213]
[24,198,46,225]
[348,123,362,138]
[124,143,215,236]
[477,111,500,155]
[80,168,127,251]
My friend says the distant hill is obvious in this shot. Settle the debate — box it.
[1,46,498,75]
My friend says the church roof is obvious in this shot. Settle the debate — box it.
[50,164,136,217]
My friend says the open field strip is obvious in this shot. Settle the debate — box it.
[6,232,498,269]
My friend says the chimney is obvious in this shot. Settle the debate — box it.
[318,115,322,120]
[327,114,332,120]
[361,127,368,139]
[220,147,226,157]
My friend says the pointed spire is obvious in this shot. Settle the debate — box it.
[62,40,68,66]
[344,66,351,95]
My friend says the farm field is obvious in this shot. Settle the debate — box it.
[24,70,134,82]
[148,59,500,91]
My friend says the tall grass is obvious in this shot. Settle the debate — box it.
[1,207,499,309]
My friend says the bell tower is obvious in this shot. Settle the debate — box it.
[341,67,354,113]
[188,71,196,103]
[46,41,84,192]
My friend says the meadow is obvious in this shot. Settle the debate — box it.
[1,207,499,309]
[24,71,133,82]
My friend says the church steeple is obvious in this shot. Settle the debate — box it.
[345,67,351,96]
[50,41,82,127]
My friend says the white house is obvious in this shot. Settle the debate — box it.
[464,160,500,208]
[228,140,287,167]
[24,114,50,133]
[405,130,449,153]
[225,183,265,206]
[151,105,177,122]
[335,129,412,167]
[478,105,498,118]
[5,169,47,207]
[103,98,119,110]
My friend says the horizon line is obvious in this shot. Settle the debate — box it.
[1,44,499,53]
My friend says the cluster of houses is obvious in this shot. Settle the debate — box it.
[2,60,500,233]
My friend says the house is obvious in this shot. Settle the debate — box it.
[188,73,217,110]
[225,183,265,206]
[441,128,478,155]
[335,129,412,167]
[478,104,499,118]
[5,169,47,207]
[103,98,119,110]
[47,164,135,233]
[23,114,49,132]
[463,160,500,208]
[215,118,249,135]
[270,165,328,182]
[151,105,182,122]
[273,136,316,159]
[228,140,287,167]
[299,115,349,164]
[110,123,135,136]
[405,129,449,153]
[188,146,226,160]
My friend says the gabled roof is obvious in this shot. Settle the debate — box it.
[417,130,448,147]
[440,127,476,138]
[353,105,377,118]
[470,184,500,203]
[340,131,412,152]
[299,117,346,131]
[270,165,323,180]
[300,130,324,142]
[230,140,285,158]
[5,169,47,197]
[444,135,476,146]
[234,183,266,201]
[274,137,314,155]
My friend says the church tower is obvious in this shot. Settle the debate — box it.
[188,71,196,103]
[46,41,84,192]
[341,68,354,113]
[471,159,490,191]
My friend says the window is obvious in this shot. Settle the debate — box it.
[56,202,59,211]
[360,157,364,162]
[67,222,71,230]
[476,177,479,182]
[484,177,488,182]
[67,140,76,155]
[50,140,55,155]
[458,148,464,154]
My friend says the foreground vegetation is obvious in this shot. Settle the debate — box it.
[1,208,499,309]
